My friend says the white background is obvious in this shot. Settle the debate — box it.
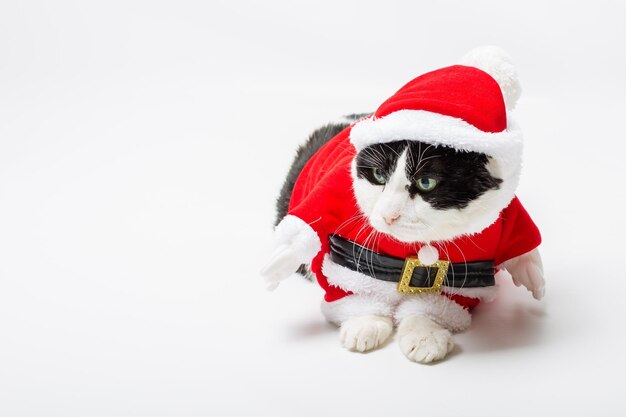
[1,1,625,416]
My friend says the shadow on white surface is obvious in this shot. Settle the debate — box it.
[285,318,336,340]
[462,280,547,353]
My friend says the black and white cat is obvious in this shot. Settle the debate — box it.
[262,47,545,363]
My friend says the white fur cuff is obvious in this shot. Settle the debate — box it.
[321,295,395,326]
[274,215,322,262]
[394,294,472,332]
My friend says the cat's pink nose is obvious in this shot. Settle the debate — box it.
[383,214,400,225]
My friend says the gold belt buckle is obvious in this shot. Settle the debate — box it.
[397,256,450,294]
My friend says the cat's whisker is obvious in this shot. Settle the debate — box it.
[413,154,442,175]
[372,230,383,280]
[334,213,367,236]
[435,241,459,298]
[362,230,377,278]
[356,229,374,274]
[351,221,373,267]
[381,142,402,157]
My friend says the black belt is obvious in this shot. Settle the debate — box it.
[329,234,495,294]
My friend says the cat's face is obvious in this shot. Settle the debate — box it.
[352,140,511,243]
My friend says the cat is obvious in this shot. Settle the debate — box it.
[261,47,545,363]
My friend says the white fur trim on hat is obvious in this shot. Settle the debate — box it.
[349,109,523,163]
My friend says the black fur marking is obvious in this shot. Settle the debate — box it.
[355,141,406,185]
[275,114,372,226]
[356,140,502,210]
[343,113,371,121]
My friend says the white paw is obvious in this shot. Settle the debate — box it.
[397,315,454,364]
[260,216,321,290]
[501,248,545,300]
[339,315,393,353]
[260,244,305,290]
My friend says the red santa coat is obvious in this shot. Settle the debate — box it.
[287,126,542,307]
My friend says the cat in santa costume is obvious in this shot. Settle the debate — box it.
[261,46,545,364]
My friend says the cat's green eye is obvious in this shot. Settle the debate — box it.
[372,168,386,185]
[415,177,438,192]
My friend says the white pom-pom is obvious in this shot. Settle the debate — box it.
[418,245,439,266]
[460,46,521,110]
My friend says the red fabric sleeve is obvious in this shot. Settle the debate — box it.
[286,127,357,240]
[286,129,357,302]
[287,173,347,241]
[494,196,542,265]
[288,167,356,302]
[288,189,353,302]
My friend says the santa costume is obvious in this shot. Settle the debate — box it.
[274,48,541,331]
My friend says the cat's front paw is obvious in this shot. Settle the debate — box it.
[397,315,454,364]
[339,315,393,353]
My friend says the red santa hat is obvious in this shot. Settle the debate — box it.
[349,46,523,166]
